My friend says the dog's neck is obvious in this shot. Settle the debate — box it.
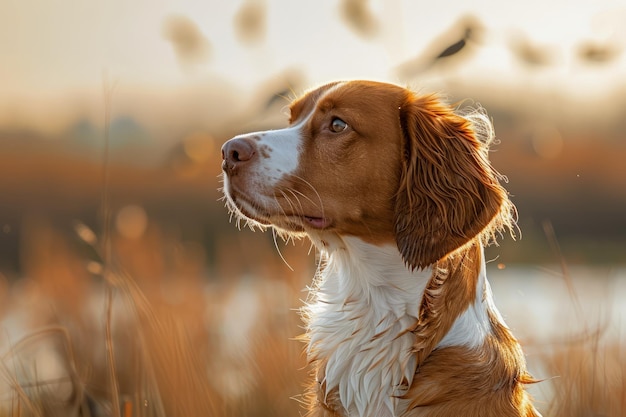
[305,236,427,416]
[303,236,495,417]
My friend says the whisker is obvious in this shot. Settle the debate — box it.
[290,175,324,215]
[284,188,305,215]
[272,228,295,271]
[276,186,311,243]
[277,189,298,216]
[288,187,319,211]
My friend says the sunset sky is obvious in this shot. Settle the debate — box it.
[1,0,625,132]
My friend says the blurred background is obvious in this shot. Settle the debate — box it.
[1,0,625,416]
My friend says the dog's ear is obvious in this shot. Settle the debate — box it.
[395,94,511,270]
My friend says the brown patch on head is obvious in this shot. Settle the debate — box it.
[277,81,409,242]
[395,93,514,270]
[271,81,513,258]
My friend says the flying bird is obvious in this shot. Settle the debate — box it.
[395,15,484,79]
[435,27,473,59]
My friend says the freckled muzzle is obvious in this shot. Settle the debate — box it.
[220,128,332,232]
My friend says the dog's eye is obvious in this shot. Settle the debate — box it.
[329,117,348,133]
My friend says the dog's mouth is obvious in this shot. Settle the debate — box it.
[302,216,331,229]
[223,183,331,231]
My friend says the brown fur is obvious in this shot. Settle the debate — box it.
[396,92,513,270]
[404,245,537,416]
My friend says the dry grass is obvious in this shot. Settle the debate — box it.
[0,218,624,417]
[0,219,309,417]
[544,336,626,417]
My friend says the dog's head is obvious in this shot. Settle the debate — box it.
[221,80,514,269]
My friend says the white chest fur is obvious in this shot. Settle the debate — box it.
[304,237,432,417]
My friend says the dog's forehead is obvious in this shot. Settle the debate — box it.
[289,80,407,125]
[289,81,343,124]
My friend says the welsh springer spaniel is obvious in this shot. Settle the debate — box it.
[221,80,540,417]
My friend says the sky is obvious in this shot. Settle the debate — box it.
[1,0,625,133]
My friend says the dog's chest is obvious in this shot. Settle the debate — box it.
[305,243,431,417]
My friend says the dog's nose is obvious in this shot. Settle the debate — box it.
[222,137,256,172]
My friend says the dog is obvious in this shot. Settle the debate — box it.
[221,80,540,417]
